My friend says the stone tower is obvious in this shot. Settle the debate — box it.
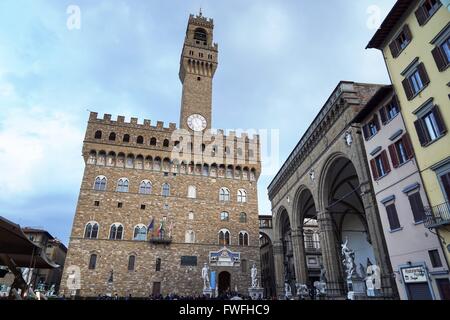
[179,12,218,131]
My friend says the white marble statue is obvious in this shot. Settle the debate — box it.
[202,263,210,290]
[341,239,356,280]
[251,263,258,288]
[284,282,292,298]
[345,131,353,146]
[366,264,381,296]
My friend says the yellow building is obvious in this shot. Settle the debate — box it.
[367,0,450,276]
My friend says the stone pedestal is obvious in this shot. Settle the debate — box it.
[346,277,366,300]
[203,288,213,298]
[248,287,264,300]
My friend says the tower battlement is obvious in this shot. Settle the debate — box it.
[88,112,260,146]
[89,112,177,132]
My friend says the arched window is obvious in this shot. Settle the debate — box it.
[150,137,157,146]
[135,155,144,169]
[218,229,230,246]
[137,136,144,144]
[109,132,116,141]
[84,222,99,239]
[250,168,256,181]
[123,134,130,142]
[202,164,209,176]
[126,154,134,168]
[188,212,194,220]
[88,254,97,270]
[162,183,170,197]
[97,151,106,166]
[194,28,207,42]
[94,130,102,139]
[239,231,249,246]
[155,258,161,271]
[187,185,197,199]
[163,139,170,148]
[237,189,247,203]
[226,166,233,178]
[185,230,195,244]
[128,255,136,271]
[219,188,230,202]
[109,223,124,240]
[94,176,107,191]
[88,150,97,164]
[117,153,125,167]
[133,224,147,241]
[139,180,152,194]
[117,178,129,192]
[153,157,161,171]
[220,212,229,221]
[239,212,247,223]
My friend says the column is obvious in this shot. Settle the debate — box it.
[317,210,345,298]
[291,229,308,292]
[360,182,397,299]
[272,241,285,299]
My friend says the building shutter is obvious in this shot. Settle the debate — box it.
[363,124,370,140]
[379,107,387,124]
[432,106,447,135]
[403,134,415,160]
[417,63,430,86]
[402,78,414,100]
[388,144,399,168]
[370,159,379,180]
[386,204,401,230]
[408,192,426,223]
[389,40,399,58]
[414,119,429,146]
[432,46,448,71]
[415,6,428,26]
[403,24,412,42]
[381,150,391,174]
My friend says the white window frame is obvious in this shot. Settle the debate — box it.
[117,178,129,193]
[109,223,124,240]
[133,224,147,241]
[84,221,99,239]
[94,175,107,191]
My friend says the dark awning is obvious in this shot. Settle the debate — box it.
[0,216,59,269]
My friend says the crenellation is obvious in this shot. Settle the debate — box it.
[117,116,125,123]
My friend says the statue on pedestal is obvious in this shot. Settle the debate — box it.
[201,263,210,290]
[341,239,355,280]
[251,263,258,288]
[365,260,381,297]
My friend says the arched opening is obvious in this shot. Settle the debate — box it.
[218,271,231,296]
[322,156,375,294]
[294,188,321,285]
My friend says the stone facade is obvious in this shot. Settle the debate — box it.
[268,81,398,299]
[60,13,261,298]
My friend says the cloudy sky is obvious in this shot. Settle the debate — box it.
[0,0,395,245]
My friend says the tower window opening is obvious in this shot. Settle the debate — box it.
[194,28,207,42]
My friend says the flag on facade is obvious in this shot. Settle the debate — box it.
[147,218,154,233]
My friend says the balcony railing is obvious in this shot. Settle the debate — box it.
[149,236,172,245]
[425,201,450,229]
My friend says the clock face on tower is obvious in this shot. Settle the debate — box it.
[187,114,207,132]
